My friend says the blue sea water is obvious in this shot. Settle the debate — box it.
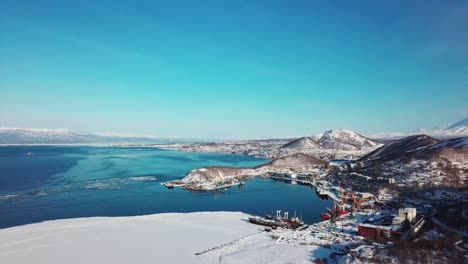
[0,146,332,228]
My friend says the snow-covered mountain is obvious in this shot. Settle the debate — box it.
[280,129,381,152]
[414,117,468,139]
[372,117,468,140]
[316,129,380,151]
[446,117,468,130]
[0,127,160,144]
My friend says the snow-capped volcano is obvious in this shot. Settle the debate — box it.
[414,118,468,139]
[372,117,468,140]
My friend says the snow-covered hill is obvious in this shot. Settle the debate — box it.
[259,153,327,169]
[0,127,159,144]
[352,135,468,187]
[360,135,440,162]
[280,136,319,150]
[317,129,380,151]
[280,129,382,152]
[276,129,382,159]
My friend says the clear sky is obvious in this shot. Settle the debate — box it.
[1,1,467,139]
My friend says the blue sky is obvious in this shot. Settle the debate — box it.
[1,1,467,139]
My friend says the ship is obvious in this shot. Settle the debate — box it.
[320,202,348,221]
[315,188,329,200]
[250,210,306,229]
[248,217,280,228]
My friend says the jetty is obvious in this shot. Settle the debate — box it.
[161,179,245,192]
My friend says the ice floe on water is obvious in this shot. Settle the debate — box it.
[84,181,120,190]
[0,194,24,200]
[81,176,159,190]
[129,176,158,181]
[0,175,160,199]
[0,190,49,200]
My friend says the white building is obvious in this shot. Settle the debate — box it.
[397,208,417,223]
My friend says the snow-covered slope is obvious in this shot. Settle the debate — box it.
[317,129,381,151]
[446,117,468,130]
[259,153,327,169]
[0,212,260,264]
[280,136,319,150]
[281,129,381,152]
[373,117,468,140]
[360,135,440,162]
[0,212,333,264]
[428,136,468,149]
[353,135,468,187]
[0,127,159,144]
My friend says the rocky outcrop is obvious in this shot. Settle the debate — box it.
[182,166,254,184]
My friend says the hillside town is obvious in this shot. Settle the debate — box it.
[160,125,468,263]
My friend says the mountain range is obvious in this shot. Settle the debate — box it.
[0,127,165,144]
[1,117,466,145]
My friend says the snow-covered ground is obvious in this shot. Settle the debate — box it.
[0,212,334,264]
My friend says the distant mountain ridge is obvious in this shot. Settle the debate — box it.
[0,127,162,144]
[372,117,468,140]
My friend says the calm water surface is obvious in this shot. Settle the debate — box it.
[0,146,332,228]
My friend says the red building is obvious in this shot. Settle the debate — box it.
[358,224,392,240]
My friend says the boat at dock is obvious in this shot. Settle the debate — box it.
[320,202,349,221]
[250,210,306,229]
[248,217,281,228]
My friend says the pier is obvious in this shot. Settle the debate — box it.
[268,175,312,185]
